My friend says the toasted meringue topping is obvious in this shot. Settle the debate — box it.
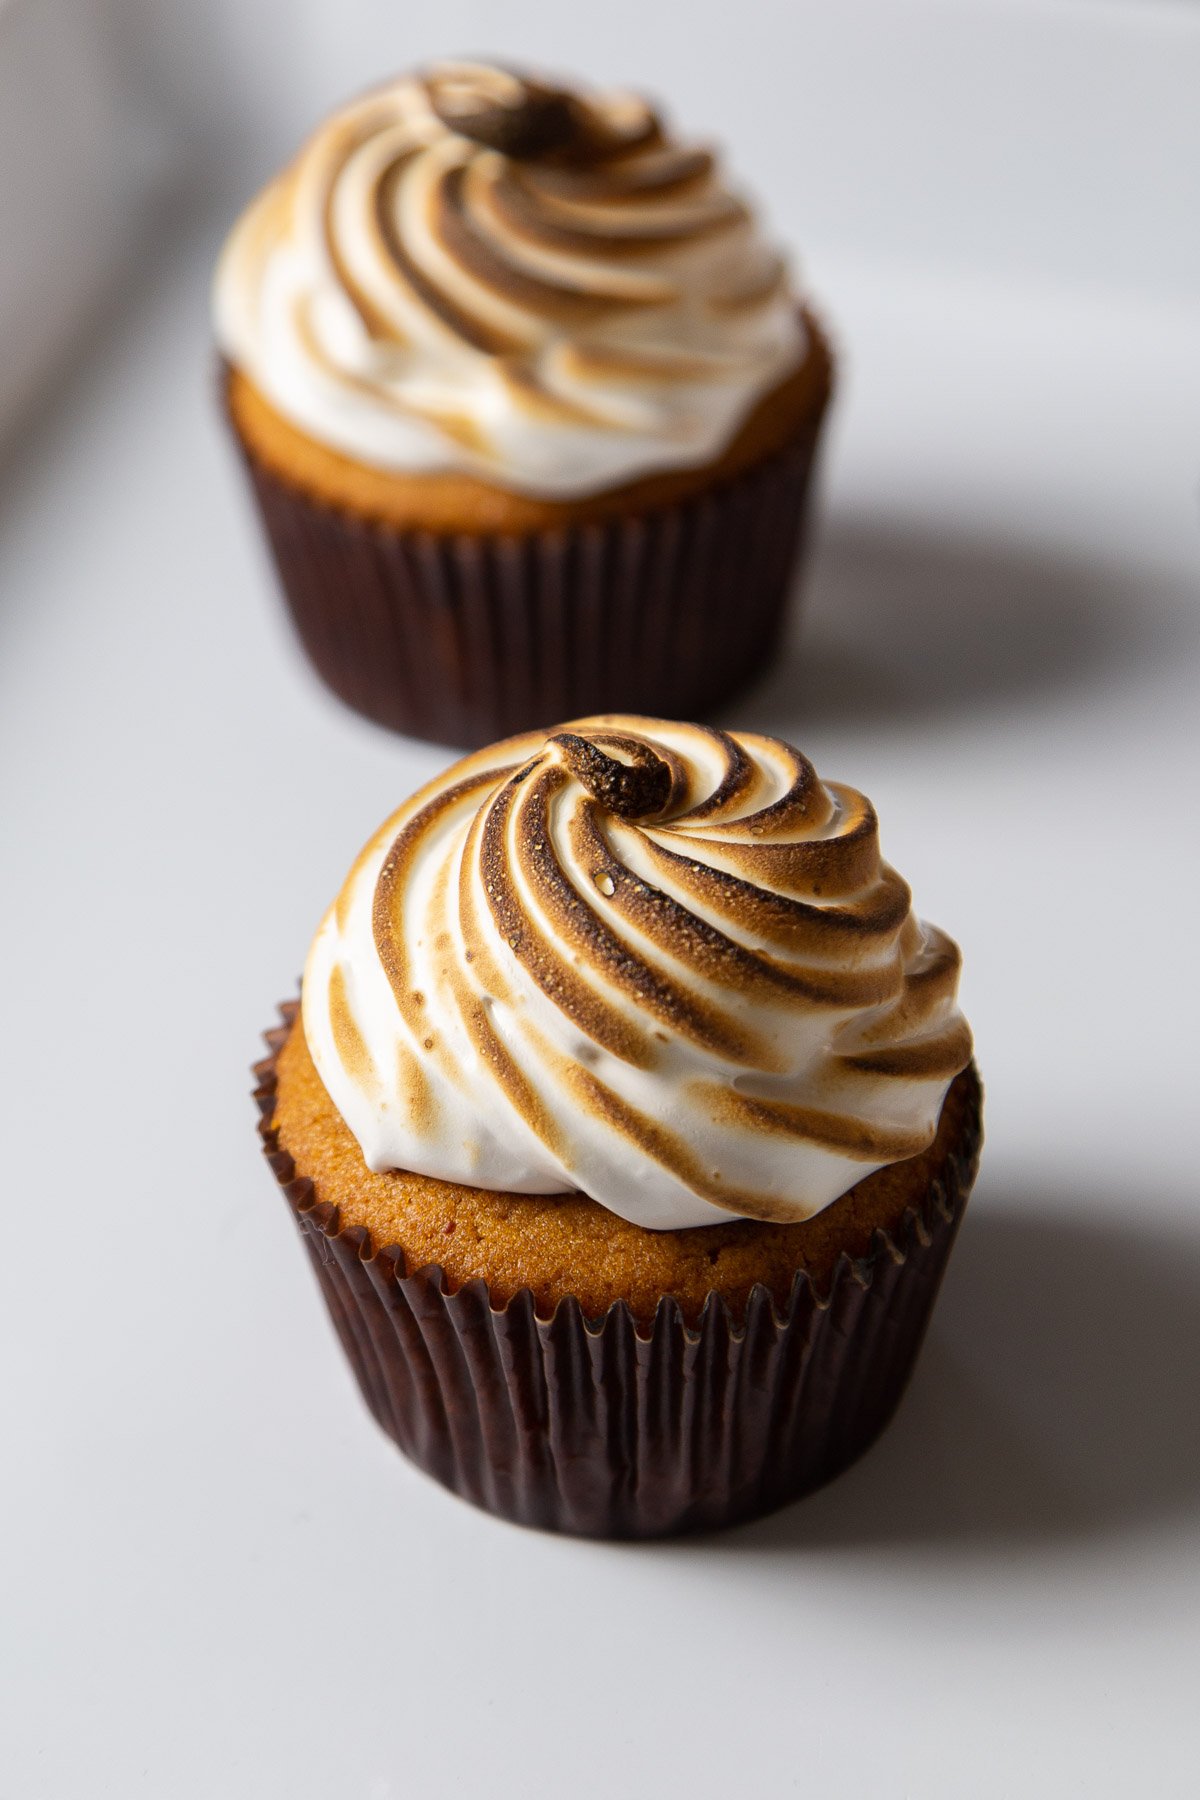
[213,61,806,497]
[303,718,973,1231]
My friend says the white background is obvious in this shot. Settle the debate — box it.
[1,2,1198,1795]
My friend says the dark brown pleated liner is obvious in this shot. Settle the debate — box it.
[228,385,828,747]
[254,1003,980,1538]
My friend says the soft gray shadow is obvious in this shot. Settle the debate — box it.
[732,517,1195,732]
[700,1198,1200,1555]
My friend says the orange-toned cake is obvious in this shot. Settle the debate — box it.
[273,1016,979,1329]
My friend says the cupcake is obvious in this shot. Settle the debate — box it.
[254,717,981,1537]
[216,61,834,746]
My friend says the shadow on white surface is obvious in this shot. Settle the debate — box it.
[690,1201,1200,1557]
[734,517,1195,732]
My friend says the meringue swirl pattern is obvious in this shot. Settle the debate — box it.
[303,719,973,1231]
[214,61,806,497]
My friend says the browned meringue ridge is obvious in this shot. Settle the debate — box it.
[303,718,974,1231]
[370,64,759,358]
[214,58,811,499]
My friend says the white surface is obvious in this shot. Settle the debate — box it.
[1,193,1197,1796]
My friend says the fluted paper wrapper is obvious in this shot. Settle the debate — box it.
[227,390,827,748]
[254,1004,978,1538]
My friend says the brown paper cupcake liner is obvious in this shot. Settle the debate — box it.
[254,1002,980,1538]
[227,387,828,747]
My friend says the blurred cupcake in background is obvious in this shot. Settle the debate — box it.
[215,60,834,745]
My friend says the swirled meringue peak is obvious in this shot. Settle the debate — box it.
[303,718,973,1232]
[214,60,807,496]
